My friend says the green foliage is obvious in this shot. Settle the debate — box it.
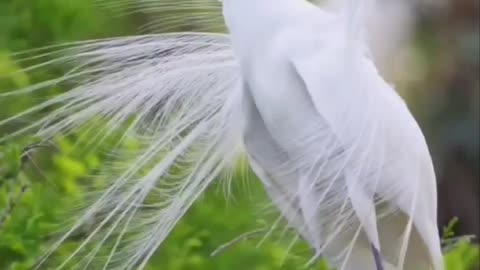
[445,242,480,270]
[0,0,478,269]
[0,136,333,270]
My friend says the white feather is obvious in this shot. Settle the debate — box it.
[2,33,245,269]
[1,0,443,269]
[224,0,443,269]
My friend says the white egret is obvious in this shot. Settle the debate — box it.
[0,0,443,269]
[225,0,443,269]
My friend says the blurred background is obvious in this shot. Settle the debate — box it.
[0,0,478,269]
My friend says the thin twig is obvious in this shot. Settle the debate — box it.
[442,235,476,253]
[0,141,56,229]
[20,141,59,169]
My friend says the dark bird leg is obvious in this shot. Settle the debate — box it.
[371,244,385,270]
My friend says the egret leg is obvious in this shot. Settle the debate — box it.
[371,244,385,270]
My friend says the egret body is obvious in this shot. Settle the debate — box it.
[0,0,444,269]
[224,0,443,269]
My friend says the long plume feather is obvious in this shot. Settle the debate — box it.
[2,31,245,269]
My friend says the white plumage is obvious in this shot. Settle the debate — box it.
[1,0,443,269]
[224,1,442,269]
